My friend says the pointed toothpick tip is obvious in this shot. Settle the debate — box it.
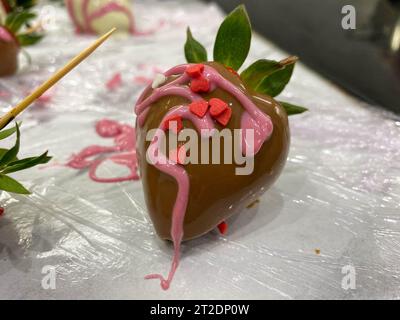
[102,27,117,39]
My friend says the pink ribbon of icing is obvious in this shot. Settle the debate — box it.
[66,0,135,34]
[67,119,139,182]
[144,106,215,290]
[0,26,14,43]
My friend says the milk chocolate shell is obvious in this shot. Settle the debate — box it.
[135,62,290,241]
[0,39,18,77]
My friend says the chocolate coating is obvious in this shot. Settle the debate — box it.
[136,62,290,241]
[0,40,18,77]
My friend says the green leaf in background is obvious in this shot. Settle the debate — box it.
[241,59,282,89]
[15,0,38,10]
[7,0,38,11]
[17,33,43,46]
[279,101,308,116]
[0,122,52,194]
[5,11,36,33]
[0,122,20,167]
[184,27,208,63]
[0,174,30,194]
[0,126,17,140]
[213,5,252,70]
[2,151,51,174]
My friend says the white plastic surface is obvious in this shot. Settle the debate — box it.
[0,0,399,299]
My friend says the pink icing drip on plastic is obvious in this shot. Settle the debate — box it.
[106,72,122,91]
[135,64,274,290]
[67,119,139,182]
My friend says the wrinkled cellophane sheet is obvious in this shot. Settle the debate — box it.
[0,0,399,300]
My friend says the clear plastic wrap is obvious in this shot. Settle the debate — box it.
[0,0,399,299]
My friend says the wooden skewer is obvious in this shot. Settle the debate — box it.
[0,27,116,130]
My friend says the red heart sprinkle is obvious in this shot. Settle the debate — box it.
[0,208,4,216]
[190,77,210,93]
[169,145,186,165]
[209,98,228,117]
[186,64,204,78]
[189,100,209,118]
[163,115,183,133]
[217,221,228,234]
[215,107,232,126]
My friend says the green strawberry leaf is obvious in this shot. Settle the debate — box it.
[0,125,17,140]
[2,151,51,174]
[241,57,298,97]
[279,101,308,116]
[5,11,36,33]
[0,122,20,167]
[0,174,30,194]
[0,148,18,162]
[15,0,37,10]
[16,32,43,46]
[241,59,282,89]
[184,27,207,63]
[257,63,294,97]
[0,148,9,159]
[7,0,37,11]
[213,5,251,71]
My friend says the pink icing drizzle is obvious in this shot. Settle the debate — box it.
[65,0,84,33]
[67,119,139,182]
[144,106,215,290]
[0,26,14,43]
[66,0,136,34]
[135,64,274,290]
[106,72,122,91]
[65,0,166,36]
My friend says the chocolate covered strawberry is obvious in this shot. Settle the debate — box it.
[0,2,43,77]
[135,5,307,290]
[65,0,135,36]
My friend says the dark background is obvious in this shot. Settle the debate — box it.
[205,0,400,113]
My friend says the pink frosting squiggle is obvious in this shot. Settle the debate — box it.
[66,119,139,182]
[65,0,83,33]
[90,1,135,34]
[66,0,135,34]
[145,106,215,290]
[0,26,13,43]
[136,86,201,126]
[135,64,274,290]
